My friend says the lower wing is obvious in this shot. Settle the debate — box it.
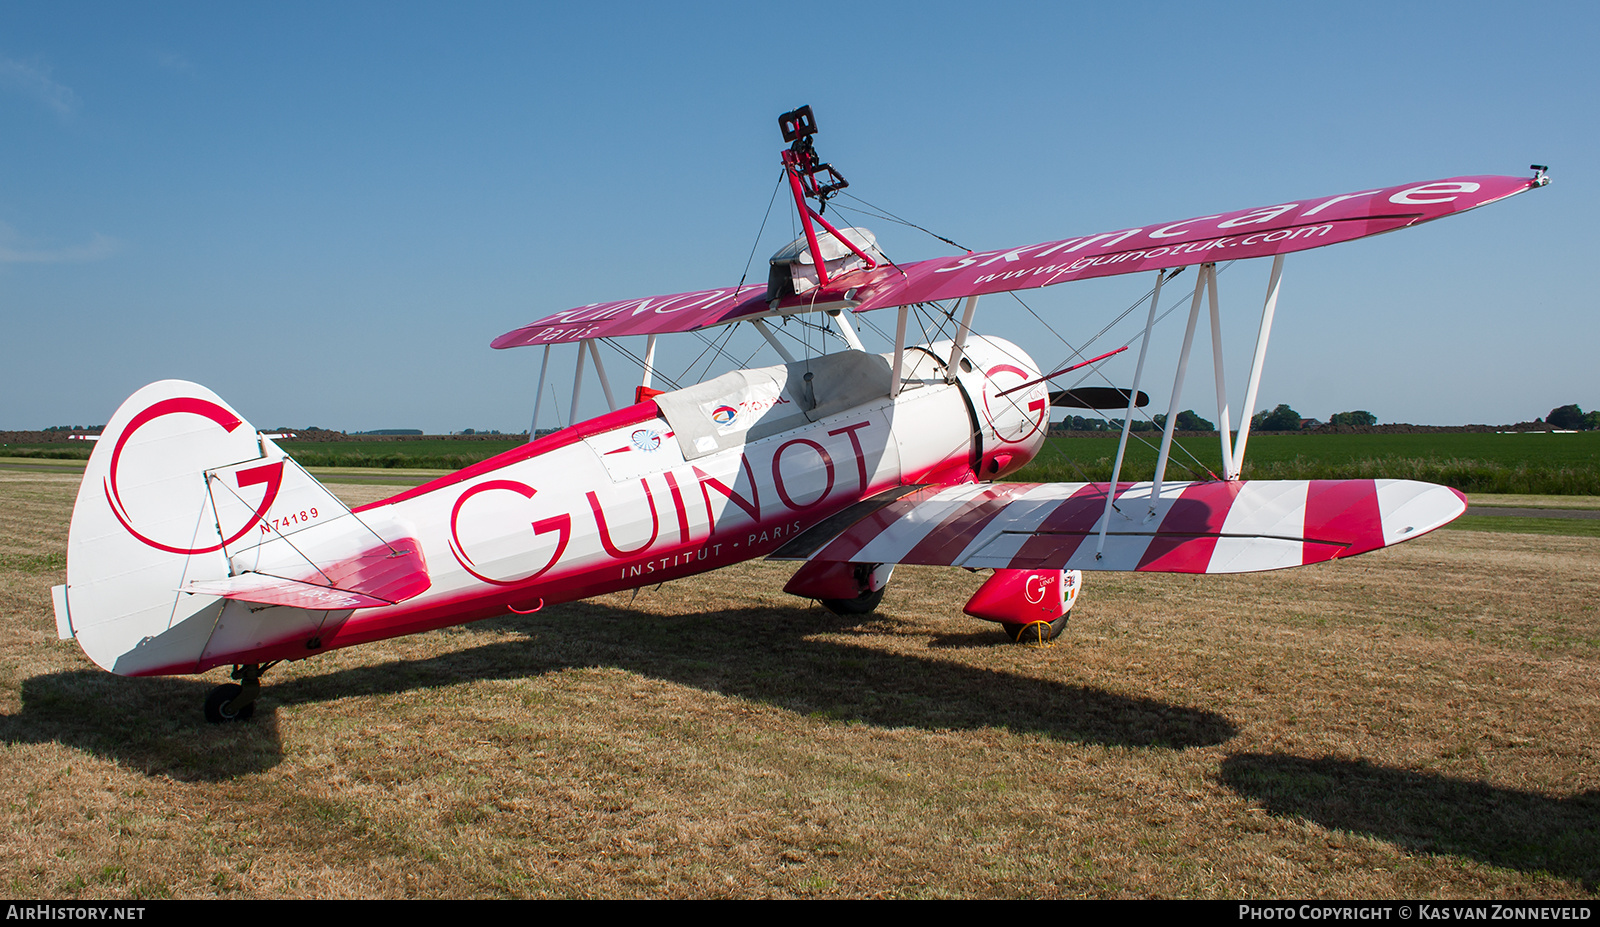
[771,479,1466,574]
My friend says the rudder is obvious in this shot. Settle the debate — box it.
[57,380,427,676]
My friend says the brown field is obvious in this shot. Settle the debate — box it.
[1,470,1596,899]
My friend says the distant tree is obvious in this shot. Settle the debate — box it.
[1252,403,1302,431]
[1547,404,1585,430]
[1176,410,1213,431]
[1062,415,1109,432]
[462,428,476,435]
[1584,411,1600,432]
[1329,410,1378,427]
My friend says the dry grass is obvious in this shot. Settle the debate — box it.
[0,470,1595,898]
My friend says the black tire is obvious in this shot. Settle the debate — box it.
[1001,611,1070,644]
[204,683,256,723]
[820,585,885,616]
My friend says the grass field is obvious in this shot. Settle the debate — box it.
[1,470,1595,898]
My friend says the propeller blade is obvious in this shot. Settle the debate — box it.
[1048,388,1149,410]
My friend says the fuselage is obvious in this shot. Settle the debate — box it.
[278,337,1048,662]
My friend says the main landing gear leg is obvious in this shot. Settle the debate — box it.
[204,662,273,723]
[820,563,894,617]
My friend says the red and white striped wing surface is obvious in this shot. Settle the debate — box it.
[492,175,1540,347]
[777,479,1467,574]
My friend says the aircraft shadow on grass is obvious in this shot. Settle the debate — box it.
[1221,753,1599,889]
[4,599,1234,780]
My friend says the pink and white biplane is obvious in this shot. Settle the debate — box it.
[53,107,1548,721]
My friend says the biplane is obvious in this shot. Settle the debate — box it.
[52,106,1547,721]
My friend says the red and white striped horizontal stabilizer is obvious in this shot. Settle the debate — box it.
[182,538,429,610]
[774,479,1466,574]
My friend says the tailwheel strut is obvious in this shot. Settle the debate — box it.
[203,662,276,723]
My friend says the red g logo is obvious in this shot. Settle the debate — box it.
[448,479,571,586]
[104,397,284,555]
[981,364,1047,445]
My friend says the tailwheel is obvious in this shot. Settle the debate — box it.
[203,662,272,723]
[1002,612,1069,644]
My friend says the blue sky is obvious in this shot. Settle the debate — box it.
[2,1,1594,433]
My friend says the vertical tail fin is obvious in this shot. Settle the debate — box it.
[59,381,428,676]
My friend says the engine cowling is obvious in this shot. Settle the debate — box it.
[943,337,1049,480]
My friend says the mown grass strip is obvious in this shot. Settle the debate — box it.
[1444,516,1600,538]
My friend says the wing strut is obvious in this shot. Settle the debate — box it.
[1096,268,1170,558]
[827,309,865,350]
[751,319,797,363]
[1207,262,1235,479]
[947,295,981,380]
[1230,255,1286,478]
[1145,257,1291,497]
[640,334,658,390]
[1152,265,1211,506]
[528,343,552,442]
[890,306,909,398]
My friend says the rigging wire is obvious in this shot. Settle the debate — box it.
[730,170,787,295]
[1022,263,1241,482]
[832,191,972,252]
[831,183,1231,477]
[600,337,684,393]
[683,323,744,386]
[547,379,565,430]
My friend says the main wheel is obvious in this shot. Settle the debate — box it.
[204,683,257,723]
[820,586,885,616]
[1001,611,1070,644]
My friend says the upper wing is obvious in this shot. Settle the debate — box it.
[492,283,773,350]
[769,479,1467,574]
[492,174,1542,348]
[846,174,1539,311]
